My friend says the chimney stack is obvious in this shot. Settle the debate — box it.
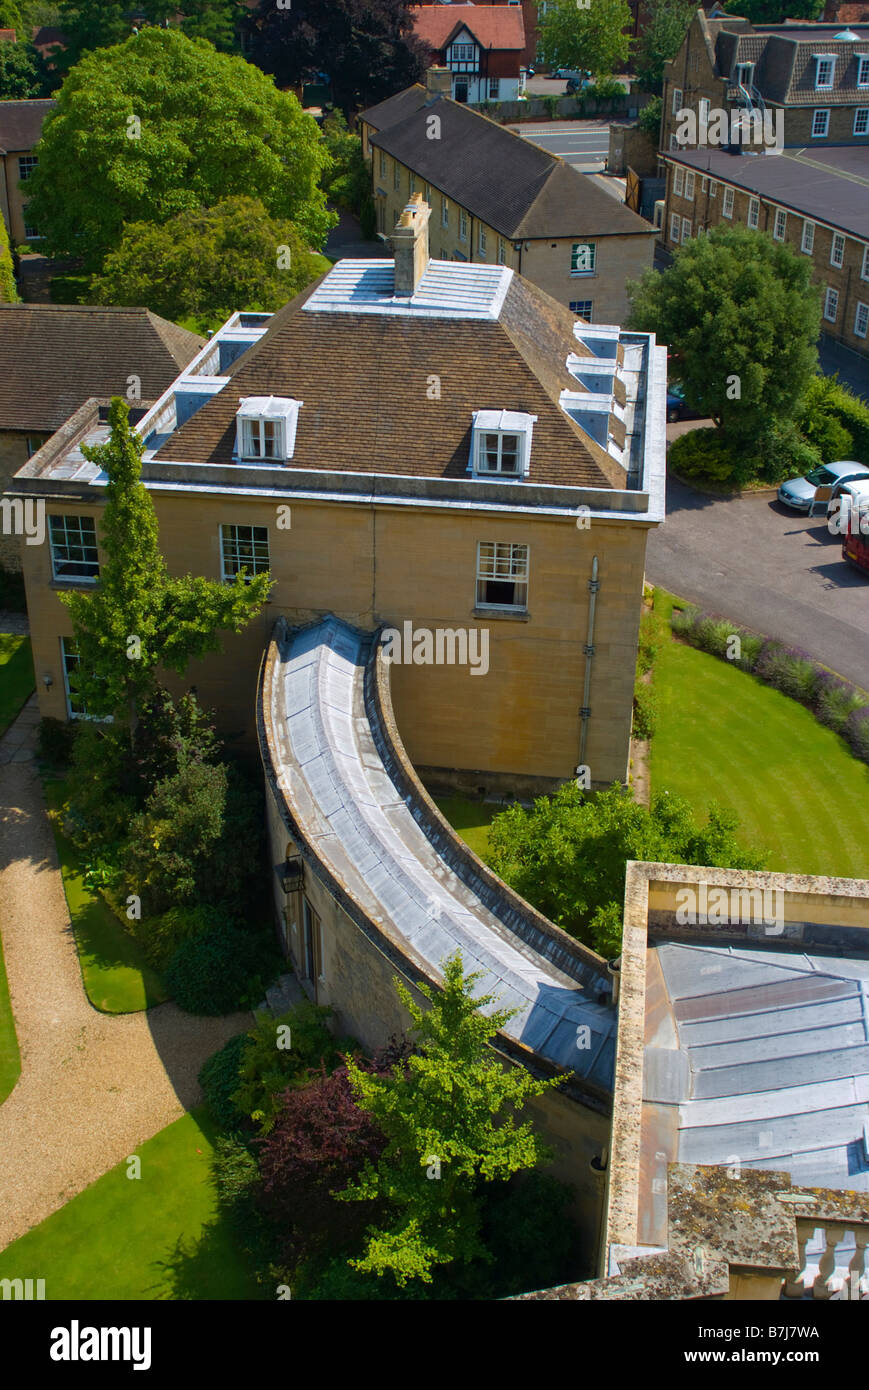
[425,65,452,97]
[391,193,431,296]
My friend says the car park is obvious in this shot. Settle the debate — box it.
[777,459,869,513]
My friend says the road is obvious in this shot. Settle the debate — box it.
[646,476,869,693]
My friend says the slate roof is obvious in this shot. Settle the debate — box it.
[0,305,204,433]
[665,147,869,240]
[262,616,618,1086]
[714,22,869,103]
[412,4,526,52]
[0,98,56,154]
[152,263,626,489]
[364,91,657,241]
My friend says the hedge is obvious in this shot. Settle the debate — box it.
[0,216,18,303]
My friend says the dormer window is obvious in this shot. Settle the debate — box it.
[814,55,836,89]
[470,410,536,478]
[235,396,302,463]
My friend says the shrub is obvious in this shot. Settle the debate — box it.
[754,641,819,706]
[232,1002,355,1133]
[669,602,700,640]
[0,213,17,303]
[586,76,624,101]
[637,603,667,674]
[692,615,738,660]
[125,761,227,913]
[812,671,868,736]
[199,1033,249,1132]
[37,716,77,767]
[129,686,221,802]
[132,903,235,969]
[799,375,869,462]
[755,419,823,486]
[482,1172,580,1299]
[542,94,560,119]
[845,706,869,762]
[0,562,26,610]
[632,681,657,739]
[668,429,746,487]
[166,923,280,1015]
[637,95,662,141]
[588,901,623,958]
[63,722,137,862]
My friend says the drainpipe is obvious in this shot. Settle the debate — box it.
[579,555,599,770]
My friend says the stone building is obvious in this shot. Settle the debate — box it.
[360,70,658,325]
[0,99,55,247]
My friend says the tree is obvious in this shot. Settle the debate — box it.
[88,197,327,330]
[54,0,246,71]
[337,953,558,1287]
[632,0,695,95]
[487,782,767,950]
[25,26,334,270]
[0,39,55,97]
[627,225,820,445]
[537,0,631,80]
[0,0,23,29]
[243,0,430,116]
[723,0,823,19]
[320,111,376,239]
[59,397,272,730]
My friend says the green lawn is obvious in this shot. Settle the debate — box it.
[651,632,869,878]
[43,780,167,1013]
[0,928,20,1106]
[432,793,499,861]
[0,634,34,737]
[0,1107,264,1299]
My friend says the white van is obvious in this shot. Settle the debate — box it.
[827,475,869,533]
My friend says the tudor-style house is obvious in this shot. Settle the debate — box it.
[410,3,529,104]
[7,197,666,795]
[360,70,658,324]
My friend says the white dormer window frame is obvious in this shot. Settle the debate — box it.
[858,55,869,87]
[470,410,537,479]
[814,54,836,89]
[235,397,303,463]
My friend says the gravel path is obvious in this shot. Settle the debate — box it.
[0,705,252,1252]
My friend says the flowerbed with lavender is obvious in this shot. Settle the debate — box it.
[670,605,869,764]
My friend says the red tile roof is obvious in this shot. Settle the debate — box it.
[413,4,525,52]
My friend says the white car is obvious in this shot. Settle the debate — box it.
[777,459,869,512]
[827,476,869,533]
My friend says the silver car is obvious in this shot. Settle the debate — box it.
[777,459,869,512]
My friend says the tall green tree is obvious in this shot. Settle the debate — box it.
[88,196,327,331]
[25,26,334,270]
[59,397,272,730]
[0,38,56,96]
[632,0,696,95]
[627,225,820,445]
[54,0,245,70]
[0,0,24,31]
[338,953,558,1287]
[723,0,823,20]
[537,0,631,80]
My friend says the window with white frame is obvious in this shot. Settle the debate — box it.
[862,244,869,281]
[498,238,506,265]
[459,209,468,241]
[425,183,432,204]
[471,410,536,478]
[18,155,37,182]
[709,180,718,197]
[478,226,487,255]
[722,185,734,218]
[393,162,401,191]
[441,196,449,228]
[669,134,679,151]
[49,514,99,582]
[773,208,787,241]
[670,212,681,243]
[489,76,499,98]
[570,299,593,318]
[681,217,692,241]
[378,150,387,178]
[856,302,869,338]
[824,286,839,321]
[812,108,830,137]
[748,197,760,229]
[22,213,39,240]
[831,232,845,268]
[859,55,869,86]
[235,397,302,462]
[220,524,270,583]
[801,220,815,254]
[452,43,476,62]
[570,242,596,275]
[814,55,835,89]
[61,639,87,718]
[476,541,529,610]
[673,166,684,197]
[672,86,683,114]
[684,171,695,200]
[855,108,869,135]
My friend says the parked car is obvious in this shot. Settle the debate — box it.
[552,68,582,80]
[827,474,869,526]
[777,459,869,513]
[566,74,594,94]
[666,381,702,423]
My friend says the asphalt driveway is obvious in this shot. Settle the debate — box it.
[646,476,869,694]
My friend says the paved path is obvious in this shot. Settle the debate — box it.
[0,705,251,1252]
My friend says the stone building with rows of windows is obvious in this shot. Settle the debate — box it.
[6,198,666,795]
[0,98,55,247]
[660,144,869,358]
[360,69,657,325]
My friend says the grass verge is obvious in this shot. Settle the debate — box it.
[0,634,34,737]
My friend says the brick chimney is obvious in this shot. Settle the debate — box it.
[391,193,431,296]
[425,65,452,97]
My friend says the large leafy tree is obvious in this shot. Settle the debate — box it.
[60,397,272,730]
[0,0,23,29]
[537,0,631,80]
[53,0,246,70]
[632,0,696,95]
[88,196,327,331]
[243,0,429,116]
[627,225,820,445]
[487,782,766,954]
[0,38,56,97]
[25,26,334,270]
[338,953,558,1287]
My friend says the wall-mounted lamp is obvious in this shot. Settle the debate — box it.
[276,854,304,895]
[42,673,53,690]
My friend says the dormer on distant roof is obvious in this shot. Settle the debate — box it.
[235,396,302,464]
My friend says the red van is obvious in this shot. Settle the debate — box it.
[843,505,869,576]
